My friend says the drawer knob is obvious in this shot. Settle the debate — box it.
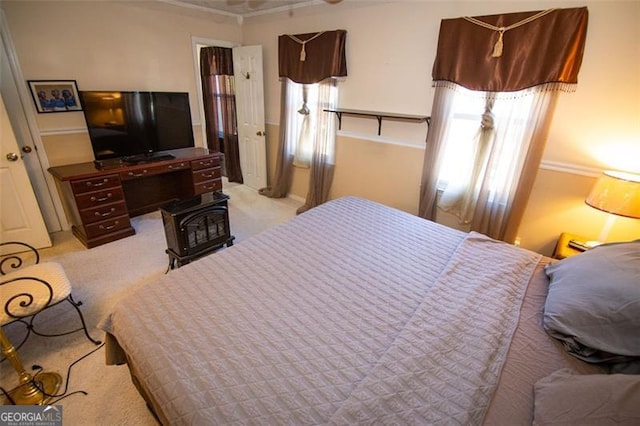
[90,193,112,202]
[128,170,148,177]
[87,178,109,187]
[95,207,116,217]
[99,220,119,231]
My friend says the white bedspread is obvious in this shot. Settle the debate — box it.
[100,197,541,425]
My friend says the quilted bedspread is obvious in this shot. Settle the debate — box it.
[100,197,541,425]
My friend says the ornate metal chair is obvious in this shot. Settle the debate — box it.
[0,241,100,404]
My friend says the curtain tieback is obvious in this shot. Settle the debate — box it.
[298,103,310,115]
[463,9,557,57]
[286,31,326,61]
[481,110,495,130]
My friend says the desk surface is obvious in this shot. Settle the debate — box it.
[49,148,216,181]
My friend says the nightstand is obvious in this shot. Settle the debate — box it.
[553,232,598,259]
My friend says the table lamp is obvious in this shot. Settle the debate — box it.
[585,170,640,242]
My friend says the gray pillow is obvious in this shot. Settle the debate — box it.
[543,240,640,366]
[533,369,640,425]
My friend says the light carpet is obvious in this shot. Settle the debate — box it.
[1,182,301,424]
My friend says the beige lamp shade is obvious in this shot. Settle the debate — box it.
[585,171,640,219]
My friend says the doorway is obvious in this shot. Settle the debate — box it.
[191,37,267,190]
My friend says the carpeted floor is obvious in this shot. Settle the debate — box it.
[0,181,301,424]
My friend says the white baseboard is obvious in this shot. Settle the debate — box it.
[287,193,305,203]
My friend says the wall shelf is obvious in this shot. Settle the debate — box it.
[324,108,430,136]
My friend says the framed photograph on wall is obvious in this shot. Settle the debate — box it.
[27,80,82,113]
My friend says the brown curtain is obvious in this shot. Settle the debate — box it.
[200,46,243,183]
[420,7,588,242]
[432,7,588,91]
[262,30,347,208]
[278,30,347,84]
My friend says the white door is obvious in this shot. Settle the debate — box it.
[1,10,64,233]
[233,45,267,190]
[0,94,51,249]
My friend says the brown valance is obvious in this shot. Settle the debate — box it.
[279,30,347,84]
[200,46,234,76]
[432,7,588,92]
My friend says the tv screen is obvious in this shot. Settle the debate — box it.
[79,91,195,162]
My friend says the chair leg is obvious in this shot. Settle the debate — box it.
[0,327,61,405]
[66,294,102,345]
[1,294,101,366]
[20,295,101,346]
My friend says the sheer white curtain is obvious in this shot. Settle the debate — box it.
[438,96,496,223]
[418,83,459,220]
[286,82,313,167]
[296,78,338,214]
[285,79,337,168]
[313,79,338,165]
[420,82,560,240]
[471,86,559,239]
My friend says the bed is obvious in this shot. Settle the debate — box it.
[99,196,639,425]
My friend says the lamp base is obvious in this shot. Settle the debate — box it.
[2,372,62,405]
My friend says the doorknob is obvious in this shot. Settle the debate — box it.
[6,152,19,162]
[22,146,32,154]
[256,131,266,137]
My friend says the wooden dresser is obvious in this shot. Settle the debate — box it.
[49,148,222,248]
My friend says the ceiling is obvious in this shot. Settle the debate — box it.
[158,0,336,18]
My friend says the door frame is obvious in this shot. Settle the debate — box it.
[0,10,68,232]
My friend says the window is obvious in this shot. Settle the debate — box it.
[435,85,547,227]
[284,79,338,167]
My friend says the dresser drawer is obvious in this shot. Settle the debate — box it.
[119,161,190,181]
[191,156,220,171]
[75,187,125,210]
[84,215,132,238]
[71,174,120,194]
[193,179,222,195]
[191,166,221,184]
[78,201,129,225]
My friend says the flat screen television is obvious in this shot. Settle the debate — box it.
[79,91,195,164]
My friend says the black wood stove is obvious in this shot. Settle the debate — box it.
[160,191,234,269]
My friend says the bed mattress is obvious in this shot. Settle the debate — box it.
[100,196,601,425]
